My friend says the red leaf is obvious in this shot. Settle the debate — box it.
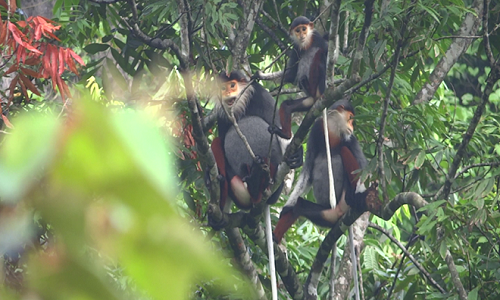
[8,0,16,14]
[20,67,42,78]
[8,23,42,54]
[50,44,58,80]
[0,0,7,10]
[8,75,18,104]
[24,55,41,66]
[68,49,85,66]
[0,19,7,44]
[4,64,19,75]
[58,48,64,75]
[66,53,78,74]
[19,72,41,96]
[17,74,28,99]
[34,22,42,40]
[2,114,14,129]
[56,76,69,100]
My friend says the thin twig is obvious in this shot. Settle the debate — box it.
[369,222,446,294]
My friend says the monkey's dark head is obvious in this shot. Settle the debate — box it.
[290,16,314,50]
[327,100,355,140]
[217,71,252,119]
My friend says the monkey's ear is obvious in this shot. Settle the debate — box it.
[309,22,314,29]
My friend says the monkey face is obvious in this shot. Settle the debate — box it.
[327,106,354,140]
[291,23,313,49]
[218,79,251,119]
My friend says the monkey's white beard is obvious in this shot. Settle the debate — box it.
[216,84,254,120]
[292,29,314,50]
[327,110,353,141]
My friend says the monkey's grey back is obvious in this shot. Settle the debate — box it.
[224,116,283,176]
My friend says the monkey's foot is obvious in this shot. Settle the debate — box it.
[286,144,303,169]
[268,124,291,139]
[208,214,227,231]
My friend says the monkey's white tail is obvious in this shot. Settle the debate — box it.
[323,108,338,296]
[265,205,278,300]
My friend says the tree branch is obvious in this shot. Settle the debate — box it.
[304,192,426,299]
[368,222,446,294]
[413,0,484,105]
[255,17,287,51]
[350,0,375,78]
[226,228,268,300]
[436,53,499,201]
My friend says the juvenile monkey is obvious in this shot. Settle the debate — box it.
[256,16,328,139]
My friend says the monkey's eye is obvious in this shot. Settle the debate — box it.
[302,27,307,32]
[230,83,236,88]
[221,86,226,91]
[295,28,301,33]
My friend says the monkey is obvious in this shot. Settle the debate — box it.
[211,71,302,300]
[211,70,302,211]
[255,16,328,139]
[273,100,369,243]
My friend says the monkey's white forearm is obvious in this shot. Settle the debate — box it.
[284,170,311,207]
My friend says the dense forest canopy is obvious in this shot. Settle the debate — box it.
[1,0,500,300]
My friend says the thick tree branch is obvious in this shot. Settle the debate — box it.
[233,0,264,73]
[242,223,303,300]
[326,0,342,81]
[226,228,268,300]
[332,213,370,300]
[350,0,374,78]
[413,0,484,105]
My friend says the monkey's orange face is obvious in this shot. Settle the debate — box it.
[221,80,240,105]
[292,23,313,49]
[328,105,354,138]
[345,111,354,134]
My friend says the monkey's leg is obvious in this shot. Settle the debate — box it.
[228,175,252,209]
[293,197,336,228]
[340,146,369,211]
[271,97,316,139]
[273,205,300,243]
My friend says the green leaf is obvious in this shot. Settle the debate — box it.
[415,150,426,169]
[84,43,110,54]
[468,286,479,300]
[0,114,61,202]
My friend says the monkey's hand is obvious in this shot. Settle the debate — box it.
[286,144,303,169]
